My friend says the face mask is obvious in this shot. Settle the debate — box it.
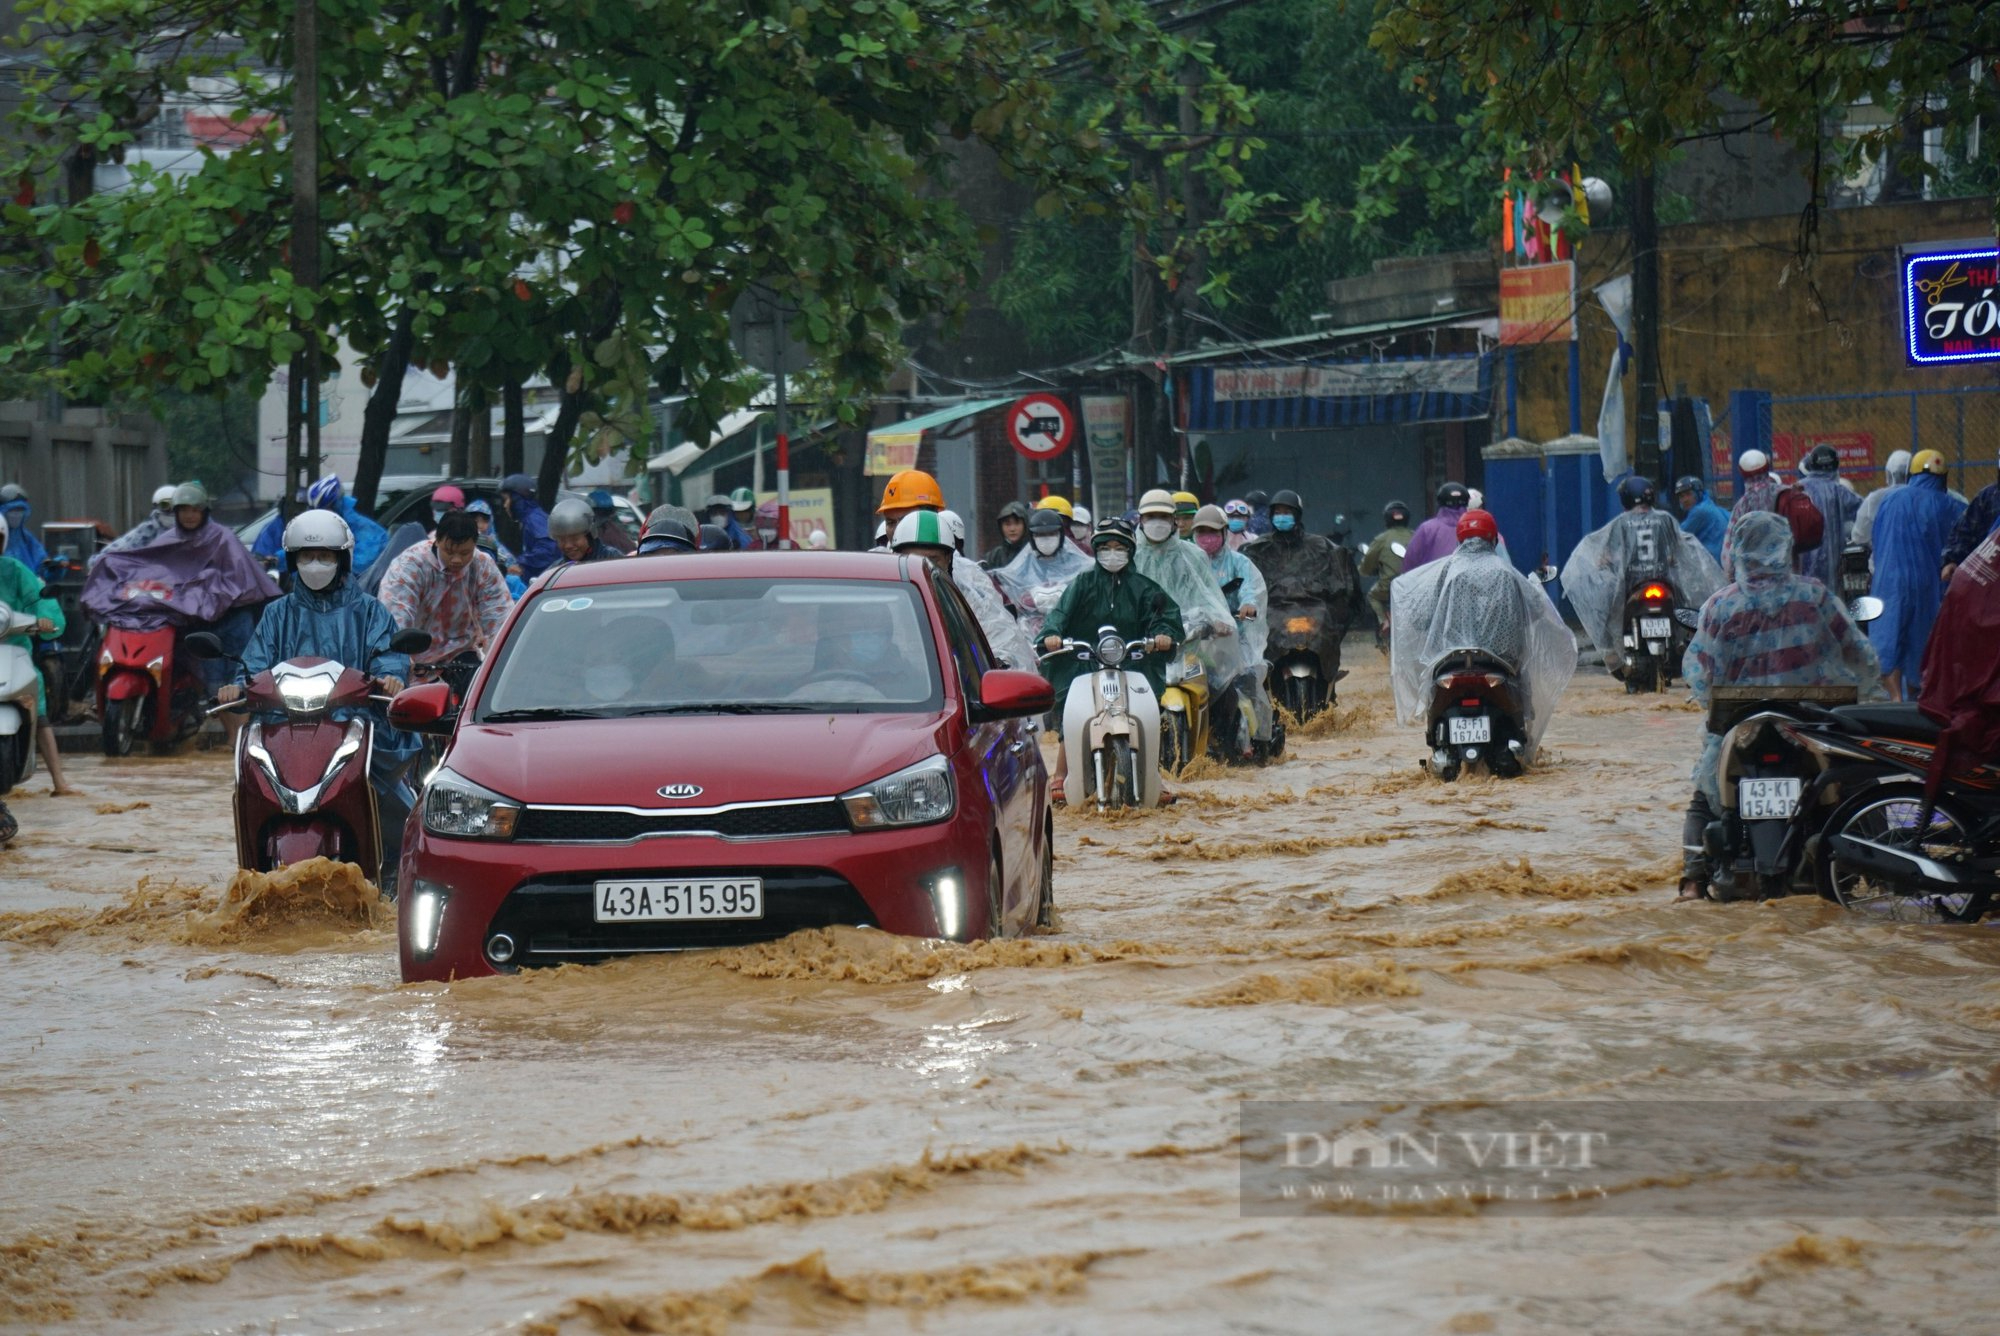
[1097,548,1130,573]
[295,557,339,592]
[432,506,450,524]
[1227,518,1246,533]
[1194,530,1225,556]
[1141,518,1175,543]
[583,664,634,701]
[1272,514,1297,533]
[1033,534,1063,557]
[757,527,778,542]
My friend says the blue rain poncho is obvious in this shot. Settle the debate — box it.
[1135,528,1241,687]
[1678,489,1729,562]
[995,537,1093,643]
[1560,508,1723,673]
[1867,472,1966,685]
[1683,511,1884,804]
[1796,466,1861,586]
[237,575,418,767]
[1390,537,1576,756]
[1,497,48,574]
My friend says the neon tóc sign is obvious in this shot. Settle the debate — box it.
[1906,249,2000,366]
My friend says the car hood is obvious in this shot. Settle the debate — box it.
[445,712,952,808]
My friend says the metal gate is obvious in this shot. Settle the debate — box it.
[1725,386,2000,499]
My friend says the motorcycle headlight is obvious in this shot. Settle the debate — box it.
[422,767,522,839]
[840,755,955,829]
[1095,633,1126,667]
[276,667,339,714]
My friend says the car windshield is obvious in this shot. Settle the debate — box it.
[477,578,942,717]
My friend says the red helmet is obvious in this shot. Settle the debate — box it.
[1455,508,1499,545]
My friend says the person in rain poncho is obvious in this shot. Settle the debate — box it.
[995,508,1093,643]
[252,474,388,575]
[1133,489,1242,691]
[1677,510,1883,901]
[1402,481,1471,573]
[1917,524,2000,797]
[501,474,560,578]
[1942,447,2000,579]
[1869,450,1966,699]
[981,500,1032,570]
[1222,499,1255,551]
[1390,509,1575,765]
[1360,499,1414,646]
[1794,444,1861,586]
[1730,449,1783,520]
[91,485,179,567]
[1673,475,1728,563]
[1243,489,1273,538]
[1244,488,1360,701]
[0,484,49,575]
[1560,475,1723,684]
[0,512,75,807]
[1191,504,1274,754]
[874,470,1034,670]
[1850,449,1910,553]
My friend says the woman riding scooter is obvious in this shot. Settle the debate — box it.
[216,509,419,895]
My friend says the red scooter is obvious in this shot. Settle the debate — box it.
[191,629,429,887]
[97,625,209,757]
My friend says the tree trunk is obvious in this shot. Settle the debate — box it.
[502,378,525,476]
[448,383,472,475]
[467,386,492,474]
[536,383,587,508]
[1631,167,1661,484]
[353,308,416,515]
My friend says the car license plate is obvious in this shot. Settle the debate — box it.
[1448,715,1491,745]
[593,878,764,922]
[1739,778,1802,821]
[1639,616,1673,639]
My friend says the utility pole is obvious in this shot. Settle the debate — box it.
[290,0,322,512]
[1631,166,1661,483]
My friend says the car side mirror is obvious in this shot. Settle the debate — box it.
[183,631,225,660]
[1849,595,1884,624]
[389,628,434,656]
[971,669,1054,722]
[388,681,456,733]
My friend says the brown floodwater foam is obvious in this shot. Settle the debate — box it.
[701,926,1177,982]
[1406,856,1678,903]
[1184,957,1420,1007]
[531,1247,1116,1335]
[0,859,382,950]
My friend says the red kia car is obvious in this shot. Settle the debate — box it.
[387,552,1055,981]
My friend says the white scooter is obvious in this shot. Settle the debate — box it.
[1044,625,1169,810]
[0,601,43,795]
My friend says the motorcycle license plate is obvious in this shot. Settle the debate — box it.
[1738,778,1801,821]
[1639,617,1673,639]
[594,878,763,922]
[1448,715,1492,745]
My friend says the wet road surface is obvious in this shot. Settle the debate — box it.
[4,659,1998,1333]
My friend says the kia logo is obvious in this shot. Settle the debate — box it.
[656,783,703,800]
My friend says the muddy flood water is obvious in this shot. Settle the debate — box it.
[5,656,1999,1333]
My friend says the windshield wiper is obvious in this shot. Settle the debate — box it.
[620,703,821,716]
[481,707,623,722]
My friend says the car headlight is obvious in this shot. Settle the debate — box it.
[840,755,955,829]
[422,767,522,839]
[1095,633,1126,667]
[406,879,449,960]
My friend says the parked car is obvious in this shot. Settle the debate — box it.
[388,551,1056,980]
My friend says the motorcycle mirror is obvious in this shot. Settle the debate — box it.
[389,628,434,655]
[1673,608,1700,629]
[1849,595,1885,624]
[1390,542,1407,559]
[183,632,226,660]
[1532,565,1559,584]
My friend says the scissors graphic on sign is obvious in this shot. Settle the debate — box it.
[1916,262,1969,306]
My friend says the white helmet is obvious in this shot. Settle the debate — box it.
[1885,449,1912,485]
[1738,449,1770,474]
[1071,505,1092,528]
[0,513,8,551]
[937,508,967,552]
[892,510,955,551]
[282,507,354,554]
[151,484,177,507]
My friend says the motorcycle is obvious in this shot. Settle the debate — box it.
[192,628,431,888]
[96,624,210,757]
[1619,578,1693,693]
[0,601,43,795]
[1044,626,1165,811]
[1837,543,1872,604]
[1266,597,1348,721]
[38,521,103,724]
[411,649,482,775]
[1424,649,1529,782]
[1159,625,1219,777]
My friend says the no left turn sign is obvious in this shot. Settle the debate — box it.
[1006,393,1075,461]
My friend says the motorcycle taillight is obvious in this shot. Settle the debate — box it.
[1461,698,1483,708]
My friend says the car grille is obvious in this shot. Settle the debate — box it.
[485,870,878,962]
[513,799,850,843]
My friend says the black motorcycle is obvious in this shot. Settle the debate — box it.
[1837,543,1872,604]
[1266,598,1348,721]
[1619,577,1694,693]
[1424,649,1527,782]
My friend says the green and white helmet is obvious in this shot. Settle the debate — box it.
[891,510,953,551]
[729,486,756,511]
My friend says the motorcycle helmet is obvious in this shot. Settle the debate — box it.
[547,497,595,538]
[1737,449,1770,475]
[1455,509,1499,545]
[891,509,953,553]
[937,509,967,552]
[728,486,756,515]
[1805,443,1841,475]
[1672,475,1704,501]
[698,521,735,550]
[877,469,945,515]
[1137,488,1177,517]
[1071,505,1092,529]
[305,473,344,509]
[1224,499,1253,521]
[1270,488,1304,515]
[1884,449,1912,485]
[1026,507,1066,537]
[1435,481,1470,510]
[283,507,354,591]
[755,498,781,541]
[151,484,178,509]
[1192,503,1227,531]
[1382,499,1411,526]
[1244,489,1270,509]
[1091,515,1138,551]
[432,484,466,509]
[1912,449,1948,476]
[1035,494,1074,519]
[170,481,209,511]
[500,472,537,497]
[1171,490,1200,516]
[996,499,1032,525]
[1617,475,1656,510]
[637,513,698,554]
[588,488,617,513]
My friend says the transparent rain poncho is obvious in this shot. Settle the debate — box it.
[1390,538,1577,754]
[1135,532,1242,685]
[1206,541,1273,739]
[1560,509,1723,670]
[950,552,1035,671]
[994,539,1094,643]
[1683,511,1885,804]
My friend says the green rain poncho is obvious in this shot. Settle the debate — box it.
[0,555,63,714]
[1039,563,1184,701]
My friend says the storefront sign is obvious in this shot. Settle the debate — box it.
[756,487,835,547]
[864,434,920,476]
[1499,261,1575,345]
[1209,358,1483,402]
[1081,394,1130,517]
[1905,248,2000,366]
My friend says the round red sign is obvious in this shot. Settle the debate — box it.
[1006,393,1075,461]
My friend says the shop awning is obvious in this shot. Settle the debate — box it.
[864,397,1012,475]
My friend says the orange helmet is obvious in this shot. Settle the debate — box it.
[877,469,944,514]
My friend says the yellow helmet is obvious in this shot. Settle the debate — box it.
[1911,449,1948,476]
[1171,490,1200,515]
[1034,495,1073,519]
